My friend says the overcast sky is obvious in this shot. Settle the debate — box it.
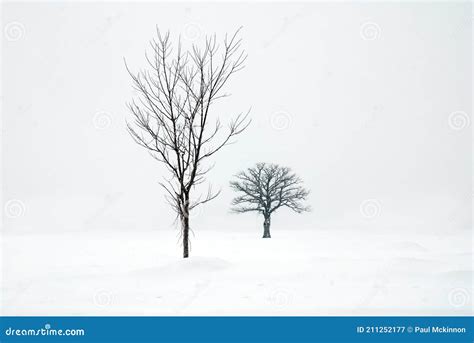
[2,1,472,234]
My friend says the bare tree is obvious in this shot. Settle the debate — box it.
[126,28,250,258]
[230,163,310,238]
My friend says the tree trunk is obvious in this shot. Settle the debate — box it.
[183,217,189,258]
[263,215,271,238]
[182,201,190,258]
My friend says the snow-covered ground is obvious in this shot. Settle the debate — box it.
[2,227,471,316]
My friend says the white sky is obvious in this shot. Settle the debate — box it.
[2,1,472,233]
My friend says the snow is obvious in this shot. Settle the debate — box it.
[2,227,471,316]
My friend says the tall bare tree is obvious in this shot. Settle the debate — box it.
[230,163,310,238]
[126,28,250,258]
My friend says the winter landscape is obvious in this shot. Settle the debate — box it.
[2,225,472,315]
[2,2,472,316]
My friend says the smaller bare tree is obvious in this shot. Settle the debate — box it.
[230,163,310,238]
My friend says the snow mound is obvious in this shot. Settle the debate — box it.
[131,256,232,277]
[170,256,232,271]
